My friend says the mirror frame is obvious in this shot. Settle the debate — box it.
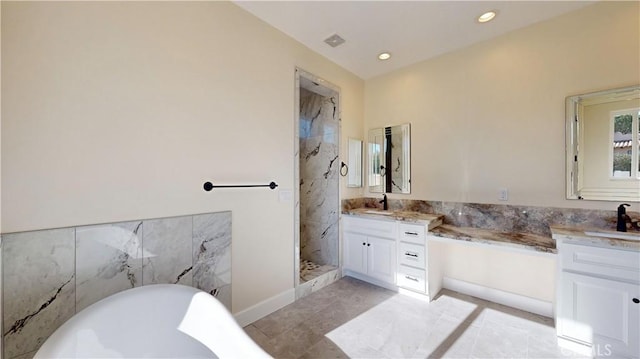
[368,123,411,194]
[566,85,640,201]
[346,138,363,188]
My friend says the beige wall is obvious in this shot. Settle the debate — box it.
[1,1,364,312]
[363,1,639,303]
[365,1,640,213]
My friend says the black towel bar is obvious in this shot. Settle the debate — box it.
[203,181,278,191]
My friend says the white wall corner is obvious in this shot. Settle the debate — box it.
[233,288,296,327]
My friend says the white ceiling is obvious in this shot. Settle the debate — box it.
[235,1,596,80]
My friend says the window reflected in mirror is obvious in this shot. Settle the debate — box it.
[611,109,639,178]
[566,85,640,201]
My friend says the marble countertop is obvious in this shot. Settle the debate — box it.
[342,208,443,228]
[550,225,640,251]
[429,225,557,254]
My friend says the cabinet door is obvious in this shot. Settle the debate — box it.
[558,271,640,358]
[343,232,367,274]
[367,236,396,284]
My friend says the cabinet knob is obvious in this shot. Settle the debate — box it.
[633,298,639,304]
[367,243,371,246]
[362,242,366,246]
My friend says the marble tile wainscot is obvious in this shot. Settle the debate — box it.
[1,211,232,359]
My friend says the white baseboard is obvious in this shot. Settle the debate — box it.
[233,288,295,327]
[343,270,398,292]
[442,277,553,318]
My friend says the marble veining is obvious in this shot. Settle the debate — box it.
[2,211,232,359]
[430,225,557,253]
[299,87,339,269]
[342,198,639,254]
[2,228,76,359]
[343,198,637,238]
[550,225,640,251]
[193,212,232,310]
[343,208,443,228]
[142,215,193,285]
[76,221,144,312]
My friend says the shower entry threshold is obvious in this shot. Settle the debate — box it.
[295,260,341,300]
[300,259,337,282]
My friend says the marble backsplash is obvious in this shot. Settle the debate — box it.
[2,211,231,359]
[342,198,638,238]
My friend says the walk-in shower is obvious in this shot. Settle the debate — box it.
[295,69,341,297]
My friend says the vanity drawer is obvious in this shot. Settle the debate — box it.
[398,223,426,245]
[343,216,397,239]
[399,241,426,269]
[560,242,640,282]
[397,265,426,293]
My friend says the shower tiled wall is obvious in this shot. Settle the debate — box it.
[1,211,231,359]
[299,87,339,267]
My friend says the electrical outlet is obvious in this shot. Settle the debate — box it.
[498,188,508,201]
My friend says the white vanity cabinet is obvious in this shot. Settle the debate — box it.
[556,240,640,358]
[396,223,428,295]
[343,216,397,285]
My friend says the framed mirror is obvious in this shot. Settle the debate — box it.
[368,123,411,194]
[346,138,362,187]
[566,85,640,201]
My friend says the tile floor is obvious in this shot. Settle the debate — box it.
[244,276,586,359]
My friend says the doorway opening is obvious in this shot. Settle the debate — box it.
[294,68,342,298]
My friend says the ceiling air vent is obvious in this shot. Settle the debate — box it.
[324,34,345,48]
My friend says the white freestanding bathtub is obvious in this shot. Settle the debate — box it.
[34,284,271,358]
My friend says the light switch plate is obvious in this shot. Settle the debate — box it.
[279,189,292,202]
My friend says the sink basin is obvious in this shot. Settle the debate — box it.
[364,210,393,216]
[584,231,640,241]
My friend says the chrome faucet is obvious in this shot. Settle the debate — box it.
[379,194,388,211]
[617,203,631,232]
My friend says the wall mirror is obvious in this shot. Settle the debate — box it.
[566,85,640,201]
[346,138,362,187]
[368,123,411,193]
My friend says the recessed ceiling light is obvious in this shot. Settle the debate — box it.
[477,11,497,23]
[378,52,391,61]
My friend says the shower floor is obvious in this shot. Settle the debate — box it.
[300,259,337,283]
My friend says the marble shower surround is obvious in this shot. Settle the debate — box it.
[342,198,636,238]
[299,87,339,267]
[2,211,231,359]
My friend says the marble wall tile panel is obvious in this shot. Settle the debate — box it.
[300,138,339,182]
[299,88,339,140]
[2,211,232,359]
[342,198,636,238]
[142,216,193,286]
[300,175,339,227]
[193,212,232,310]
[301,220,339,267]
[299,87,339,269]
[75,221,143,312]
[2,228,75,359]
